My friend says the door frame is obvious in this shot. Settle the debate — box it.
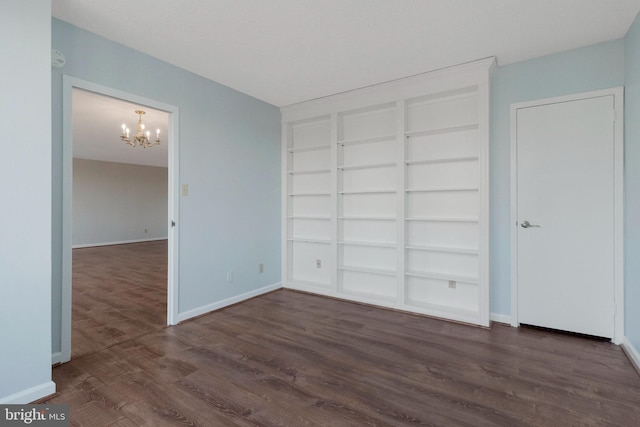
[509,87,624,344]
[60,76,181,363]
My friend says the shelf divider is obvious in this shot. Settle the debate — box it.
[288,168,331,175]
[339,216,396,221]
[405,156,478,166]
[287,237,331,244]
[287,216,331,221]
[338,265,396,277]
[338,161,396,171]
[405,270,479,284]
[405,216,479,223]
[339,240,396,248]
[338,134,397,147]
[405,244,479,255]
[288,143,331,153]
[405,187,478,193]
[288,192,331,197]
[339,189,396,195]
[405,123,478,139]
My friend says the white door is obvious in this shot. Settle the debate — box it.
[515,94,618,339]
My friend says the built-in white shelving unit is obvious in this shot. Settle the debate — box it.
[335,102,399,301]
[281,58,494,326]
[283,116,333,290]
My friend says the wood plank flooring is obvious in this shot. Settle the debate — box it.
[71,241,167,358]
[50,284,640,426]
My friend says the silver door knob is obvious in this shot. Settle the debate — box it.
[521,220,541,228]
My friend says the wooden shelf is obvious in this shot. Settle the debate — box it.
[405,217,479,223]
[288,144,330,153]
[405,123,478,138]
[405,187,478,193]
[338,162,396,171]
[405,156,478,166]
[287,216,331,221]
[405,244,479,255]
[338,265,396,277]
[339,216,396,221]
[338,134,397,147]
[288,192,331,197]
[287,168,331,175]
[405,270,479,284]
[287,238,331,244]
[338,240,396,248]
[339,190,396,195]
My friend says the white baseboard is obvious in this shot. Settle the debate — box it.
[490,312,512,325]
[51,352,62,365]
[178,282,282,323]
[73,237,167,249]
[0,381,56,404]
[622,337,640,372]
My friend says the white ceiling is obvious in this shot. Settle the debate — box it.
[53,0,640,107]
[73,89,169,167]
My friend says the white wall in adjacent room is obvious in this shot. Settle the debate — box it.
[73,158,168,246]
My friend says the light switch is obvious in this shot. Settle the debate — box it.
[181,184,189,197]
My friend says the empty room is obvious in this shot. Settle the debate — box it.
[1,1,640,426]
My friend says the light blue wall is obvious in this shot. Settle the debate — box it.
[624,13,640,350]
[0,0,54,403]
[51,19,281,354]
[490,40,626,315]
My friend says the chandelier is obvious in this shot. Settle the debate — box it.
[120,110,160,148]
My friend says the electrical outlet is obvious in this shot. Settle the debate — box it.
[316,259,322,268]
[448,280,456,289]
[258,263,264,273]
[226,271,233,282]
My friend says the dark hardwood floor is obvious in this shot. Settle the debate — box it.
[50,281,640,426]
[71,241,167,358]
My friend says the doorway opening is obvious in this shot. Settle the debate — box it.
[60,77,180,363]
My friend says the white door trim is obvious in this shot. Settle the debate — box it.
[60,76,180,363]
[509,87,624,344]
